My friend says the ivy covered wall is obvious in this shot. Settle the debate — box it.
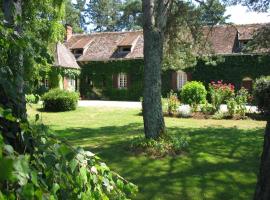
[190,54,270,89]
[79,54,270,100]
[80,59,144,100]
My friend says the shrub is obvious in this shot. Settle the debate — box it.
[0,107,138,199]
[201,102,215,115]
[227,98,237,116]
[180,81,207,110]
[235,88,249,117]
[25,94,40,104]
[129,134,189,157]
[253,76,270,114]
[167,91,180,115]
[209,80,235,112]
[42,89,79,112]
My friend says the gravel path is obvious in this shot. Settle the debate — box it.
[78,100,141,109]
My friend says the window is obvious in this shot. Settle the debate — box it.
[118,73,127,89]
[239,40,249,51]
[118,46,131,53]
[44,79,49,89]
[71,48,83,58]
[177,71,187,90]
[68,78,75,87]
[67,78,76,91]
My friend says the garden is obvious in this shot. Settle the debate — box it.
[23,76,269,199]
[161,80,259,120]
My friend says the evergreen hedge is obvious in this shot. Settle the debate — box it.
[42,89,79,112]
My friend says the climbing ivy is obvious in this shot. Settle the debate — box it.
[80,59,144,100]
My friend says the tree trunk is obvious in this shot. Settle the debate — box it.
[142,0,171,139]
[254,120,270,200]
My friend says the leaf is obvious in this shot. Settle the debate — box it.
[31,171,39,187]
[69,159,78,173]
[52,183,60,194]
[21,183,35,199]
[0,158,14,181]
[3,145,14,155]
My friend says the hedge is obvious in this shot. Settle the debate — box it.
[42,89,79,112]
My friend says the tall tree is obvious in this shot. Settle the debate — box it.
[84,0,122,32]
[0,0,65,152]
[65,0,84,33]
[142,0,172,139]
[119,0,142,30]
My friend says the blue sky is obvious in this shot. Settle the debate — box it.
[226,5,270,24]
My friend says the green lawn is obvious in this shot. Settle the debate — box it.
[28,106,266,200]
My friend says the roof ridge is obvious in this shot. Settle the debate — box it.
[71,30,143,37]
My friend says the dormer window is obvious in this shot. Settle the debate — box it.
[239,40,249,51]
[71,48,84,58]
[118,46,132,54]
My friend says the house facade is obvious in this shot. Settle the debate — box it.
[42,42,80,92]
[55,23,270,100]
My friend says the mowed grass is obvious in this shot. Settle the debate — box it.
[28,105,266,200]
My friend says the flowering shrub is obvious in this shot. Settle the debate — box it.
[181,81,207,111]
[209,80,235,112]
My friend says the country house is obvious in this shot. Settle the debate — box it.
[49,23,270,100]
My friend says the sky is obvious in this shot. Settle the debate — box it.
[225,5,270,24]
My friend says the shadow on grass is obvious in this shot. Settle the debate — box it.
[54,124,264,200]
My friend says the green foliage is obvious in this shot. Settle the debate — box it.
[167,91,180,115]
[192,55,270,90]
[201,102,215,115]
[42,89,79,112]
[65,0,84,33]
[0,107,138,199]
[80,60,143,101]
[226,98,237,116]
[253,76,270,114]
[181,81,207,110]
[129,134,189,158]
[209,80,235,112]
[25,94,40,104]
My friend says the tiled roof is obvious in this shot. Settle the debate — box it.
[54,42,80,69]
[202,25,238,54]
[64,23,269,61]
[236,23,266,40]
[65,31,143,62]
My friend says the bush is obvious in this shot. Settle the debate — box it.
[129,134,189,157]
[181,81,207,110]
[42,89,79,112]
[209,80,235,112]
[26,94,40,104]
[227,98,237,116]
[253,76,270,114]
[167,91,180,115]
[201,102,215,115]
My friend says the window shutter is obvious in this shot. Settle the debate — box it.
[127,74,131,88]
[171,71,177,90]
[187,72,192,81]
[112,74,118,88]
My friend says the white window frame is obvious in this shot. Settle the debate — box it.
[68,78,76,91]
[118,73,128,89]
[177,71,187,90]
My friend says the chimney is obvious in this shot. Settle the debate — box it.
[65,24,72,41]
